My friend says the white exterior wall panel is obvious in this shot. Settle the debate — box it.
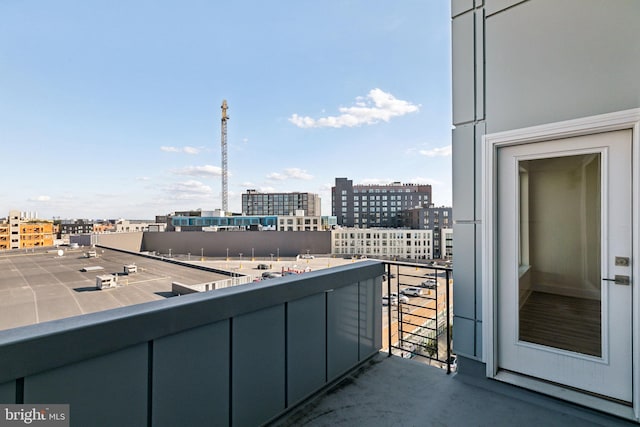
[452,0,640,370]
[485,0,640,134]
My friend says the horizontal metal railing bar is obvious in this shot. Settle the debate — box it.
[398,303,438,313]
[397,306,435,314]
[381,260,451,270]
[396,281,416,287]
[399,333,433,342]
[397,275,430,282]
[397,302,429,311]
[395,328,434,337]
[398,293,438,300]
[402,328,438,338]
[397,313,436,324]
[401,320,437,330]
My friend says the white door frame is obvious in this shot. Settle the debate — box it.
[481,108,640,420]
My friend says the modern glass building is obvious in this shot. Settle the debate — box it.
[171,215,278,230]
[242,190,321,216]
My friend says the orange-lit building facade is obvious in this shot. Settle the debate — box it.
[18,223,55,248]
[0,211,55,250]
[0,224,9,250]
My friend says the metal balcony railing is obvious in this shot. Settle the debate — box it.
[382,261,453,373]
[0,260,384,427]
[0,256,453,426]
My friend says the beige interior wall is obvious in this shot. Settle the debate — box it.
[525,154,600,299]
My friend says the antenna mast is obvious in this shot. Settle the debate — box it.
[221,99,229,212]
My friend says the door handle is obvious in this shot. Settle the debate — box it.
[603,275,630,285]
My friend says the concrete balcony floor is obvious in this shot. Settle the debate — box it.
[276,354,636,427]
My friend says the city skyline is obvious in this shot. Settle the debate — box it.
[0,1,452,219]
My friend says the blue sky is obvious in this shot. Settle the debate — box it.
[0,1,452,220]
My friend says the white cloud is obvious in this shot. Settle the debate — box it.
[164,180,213,200]
[419,145,452,157]
[289,88,419,129]
[286,168,313,180]
[172,165,222,177]
[136,177,151,181]
[266,168,313,181]
[161,146,201,154]
[160,146,180,153]
[183,146,200,154]
[25,194,77,214]
[266,172,286,181]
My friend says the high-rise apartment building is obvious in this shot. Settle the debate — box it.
[332,178,432,228]
[242,190,321,216]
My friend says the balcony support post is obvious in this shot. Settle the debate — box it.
[387,263,392,357]
[446,269,451,374]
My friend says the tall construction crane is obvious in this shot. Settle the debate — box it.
[221,99,229,212]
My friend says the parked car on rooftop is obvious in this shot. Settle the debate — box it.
[401,287,423,297]
[391,292,409,304]
[420,279,437,289]
[382,294,399,306]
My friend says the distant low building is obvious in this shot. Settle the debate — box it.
[92,220,116,233]
[0,210,54,250]
[277,211,337,231]
[331,228,433,260]
[58,219,94,237]
[114,219,156,233]
[171,214,278,231]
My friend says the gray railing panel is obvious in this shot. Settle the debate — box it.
[24,343,148,427]
[287,293,327,404]
[327,283,360,381]
[0,381,13,403]
[359,277,382,358]
[152,320,230,427]
[0,261,385,426]
[232,304,285,427]
[0,262,383,385]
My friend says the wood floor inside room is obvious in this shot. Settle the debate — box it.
[519,291,601,357]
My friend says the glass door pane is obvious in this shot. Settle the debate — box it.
[518,153,601,357]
